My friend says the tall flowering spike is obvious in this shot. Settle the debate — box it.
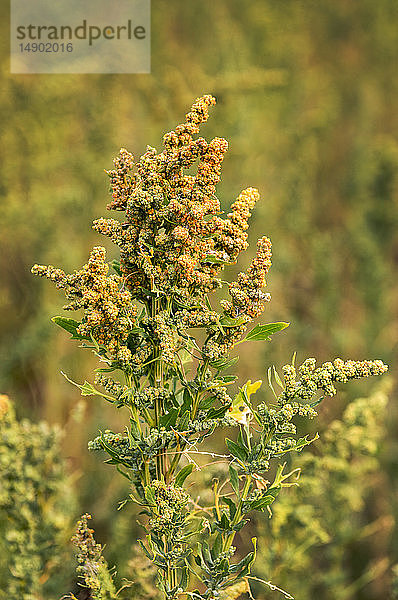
[279,358,389,406]
[224,236,272,319]
[72,513,117,597]
[211,187,260,263]
[92,95,235,305]
[228,187,260,231]
[163,94,216,148]
[106,147,135,211]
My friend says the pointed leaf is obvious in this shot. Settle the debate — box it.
[175,464,194,487]
[209,356,239,372]
[220,315,248,328]
[226,438,248,462]
[159,408,179,429]
[52,316,89,340]
[111,259,121,275]
[245,322,289,341]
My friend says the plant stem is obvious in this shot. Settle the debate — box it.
[167,358,210,480]
[223,475,252,552]
[150,295,166,479]
[191,358,210,420]
[149,295,176,596]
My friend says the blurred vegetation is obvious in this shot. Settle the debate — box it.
[0,395,76,598]
[0,0,397,598]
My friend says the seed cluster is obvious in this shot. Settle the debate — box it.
[32,247,136,363]
[131,387,172,410]
[223,236,272,319]
[279,358,389,405]
[254,357,388,461]
[94,373,127,399]
[71,513,116,597]
[148,481,189,537]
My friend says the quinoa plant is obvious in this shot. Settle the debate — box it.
[32,95,388,600]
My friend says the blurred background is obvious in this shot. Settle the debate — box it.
[0,1,397,598]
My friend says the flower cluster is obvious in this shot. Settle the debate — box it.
[223,235,272,319]
[33,97,274,374]
[94,373,128,399]
[95,97,228,301]
[143,481,192,585]
[32,246,136,362]
[71,513,116,599]
[131,386,172,411]
[106,147,135,211]
[148,481,190,537]
[152,314,181,365]
[279,358,389,405]
[212,187,260,261]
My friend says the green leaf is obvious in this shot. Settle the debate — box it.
[144,486,156,506]
[61,372,115,402]
[199,396,216,410]
[138,539,153,560]
[229,465,240,495]
[110,259,121,275]
[244,322,289,342]
[200,541,213,566]
[294,433,319,452]
[204,254,233,265]
[128,327,146,336]
[226,438,248,462]
[219,512,230,530]
[272,366,284,389]
[267,366,278,399]
[207,405,228,419]
[175,464,194,487]
[229,538,257,576]
[212,534,223,557]
[52,316,89,340]
[223,496,237,520]
[80,381,99,396]
[219,315,248,328]
[197,422,216,444]
[311,396,324,408]
[116,465,132,482]
[209,356,239,372]
[178,388,192,412]
[178,410,190,432]
[159,408,179,429]
[249,492,279,511]
[233,518,249,532]
[214,375,237,384]
[194,554,202,567]
[179,567,189,590]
